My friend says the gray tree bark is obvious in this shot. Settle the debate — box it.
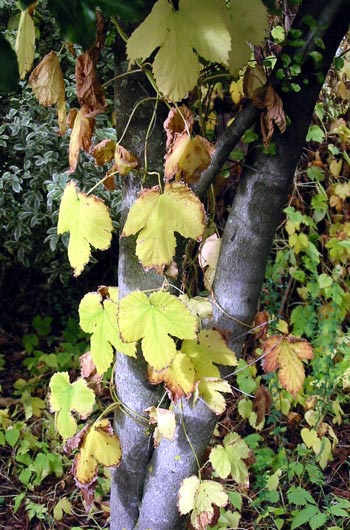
[110,1,350,528]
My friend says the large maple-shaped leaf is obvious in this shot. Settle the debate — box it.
[262,336,314,396]
[209,432,251,486]
[79,287,136,375]
[178,476,228,530]
[122,182,205,270]
[226,0,268,75]
[15,8,35,79]
[49,372,95,440]
[118,290,197,370]
[74,419,121,486]
[148,351,196,401]
[29,51,66,134]
[127,0,230,101]
[181,330,237,379]
[57,181,113,276]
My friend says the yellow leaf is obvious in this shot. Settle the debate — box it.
[15,9,35,79]
[29,51,66,134]
[148,351,196,401]
[262,336,313,396]
[57,181,113,276]
[68,108,95,172]
[196,378,232,415]
[122,182,205,270]
[127,0,230,101]
[164,134,213,183]
[146,406,176,447]
[75,419,121,485]
[114,144,139,176]
[198,234,221,289]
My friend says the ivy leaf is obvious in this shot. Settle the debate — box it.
[209,432,251,486]
[15,8,35,79]
[145,406,176,447]
[74,419,121,486]
[127,0,230,101]
[79,287,136,375]
[122,182,205,270]
[181,330,237,379]
[226,0,269,76]
[57,181,113,276]
[262,336,314,396]
[148,351,196,401]
[178,476,228,530]
[195,378,232,415]
[29,51,66,134]
[119,290,197,370]
[49,372,95,439]
[67,108,95,172]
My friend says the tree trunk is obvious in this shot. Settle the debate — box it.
[110,1,350,528]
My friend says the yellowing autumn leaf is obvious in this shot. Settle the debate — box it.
[146,406,176,447]
[226,0,268,75]
[198,234,221,289]
[196,378,232,415]
[122,182,205,270]
[67,108,95,172]
[74,419,121,486]
[15,9,35,79]
[119,290,197,370]
[127,0,230,101]
[49,372,95,440]
[29,51,66,134]
[148,351,196,401]
[91,139,116,166]
[262,336,314,396]
[164,105,194,150]
[181,330,237,379]
[113,144,139,176]
[57,181,113,276]
[209,432,251,486]
[164,134,213,183]
[178,476,228,530]
[79,287,136,375]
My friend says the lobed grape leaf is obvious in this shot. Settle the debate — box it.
[178,476,228,530]
[209,432,251,486]
[79,287,136,375]
[195,378,232,415]
[122,182,205,270]
[74,419,121,486]
[127,0,230,101]
[57,181,113,276]
[29,51,66,134]
[15,8,35,79]
[49,372,95,439]
[262,335,314,396]
[118,290,197,370]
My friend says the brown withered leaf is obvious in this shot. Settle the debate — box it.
[253,310,270,340]
[164,133,213,183]
[243,64,267,99]
[29,50,66,134]
[253,386,272,425]
[163,105,194,150]
[262,335,313,396]
[103,165,117,191]
[114,144,139,176]
[79,351,103,395]
[75,52,107,117]
[67,108,95,172]
[148,352,195,402]
[90,139,116,166]
[254,84,286,148]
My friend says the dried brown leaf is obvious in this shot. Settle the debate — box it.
[90,139,116,166]
[114,144,139,176]
[163,105,194,150]
[68,108,95,172]
[164,133,213,183]
[253,385,272,424]
[257,85,286,148]
[243,64,267,99]
[75,52,107,117]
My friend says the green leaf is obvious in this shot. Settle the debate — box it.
[96,0,146,21]
[287,486,316,506]
[291,505,321,530]
[306,125,325,143]
[15,8,35,79]
[209,432,250,486]
[119,290,197,370]
[79,287,136,375]
[47,0,96,49]
[57,181,113,276]
[127,0,230,101]
[0,34,19,92]
[122,182,205,269]
[49,372,95,439]
[178,476,228,530]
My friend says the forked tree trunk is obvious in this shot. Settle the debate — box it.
[110,1,350,528]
